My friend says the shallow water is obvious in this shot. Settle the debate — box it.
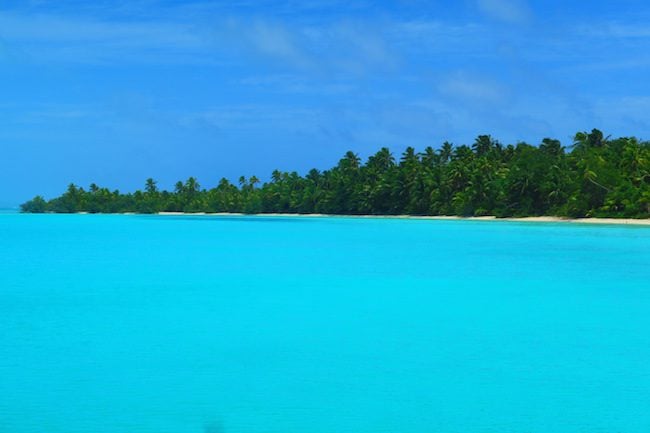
[1,214,650,433]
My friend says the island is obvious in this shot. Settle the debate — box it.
[20,129,650,219]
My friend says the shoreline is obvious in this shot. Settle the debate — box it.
[155,212,650,226]
[12,211,648,226]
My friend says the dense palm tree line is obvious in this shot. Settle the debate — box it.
[21,130,650,218]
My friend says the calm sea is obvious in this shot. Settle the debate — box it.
[1,214,650,433]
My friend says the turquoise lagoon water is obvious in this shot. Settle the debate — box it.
[1,213,650,433]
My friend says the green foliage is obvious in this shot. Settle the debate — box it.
[20,195,47,213]
[20,130,650,219]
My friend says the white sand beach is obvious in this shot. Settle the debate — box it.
[155,212,650,226]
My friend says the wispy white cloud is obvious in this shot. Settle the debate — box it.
[0,11,213,64]
[0,9,399,73]
[476,0,531,24]
[1,3,646,143]
[391,20,484,47]
[0,102,100,125]
[222,18,397,74]
[575,21,650,39]
[438,72,509,105]
[239,74,355,95]
[243,20,311,68]
[176,105,322,133]
[324,21,397,73]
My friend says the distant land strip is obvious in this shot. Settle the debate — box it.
[21,130,650,219]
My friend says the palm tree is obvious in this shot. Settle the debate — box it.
[439,142,453,163]
[573,129,608,151]
[20,130,650,219]
[472,135,493,157]
[145,178,158,194]
[174,181,184,194]
[185,177,200,193]
[539,138,563,157]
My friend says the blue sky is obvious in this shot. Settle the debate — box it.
[1,0,650,206]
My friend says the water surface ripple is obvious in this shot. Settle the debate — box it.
[1,214,649,433]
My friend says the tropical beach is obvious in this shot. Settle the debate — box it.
[20,130,650,220]
[3,1,650,432]
[155,212,650,226]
